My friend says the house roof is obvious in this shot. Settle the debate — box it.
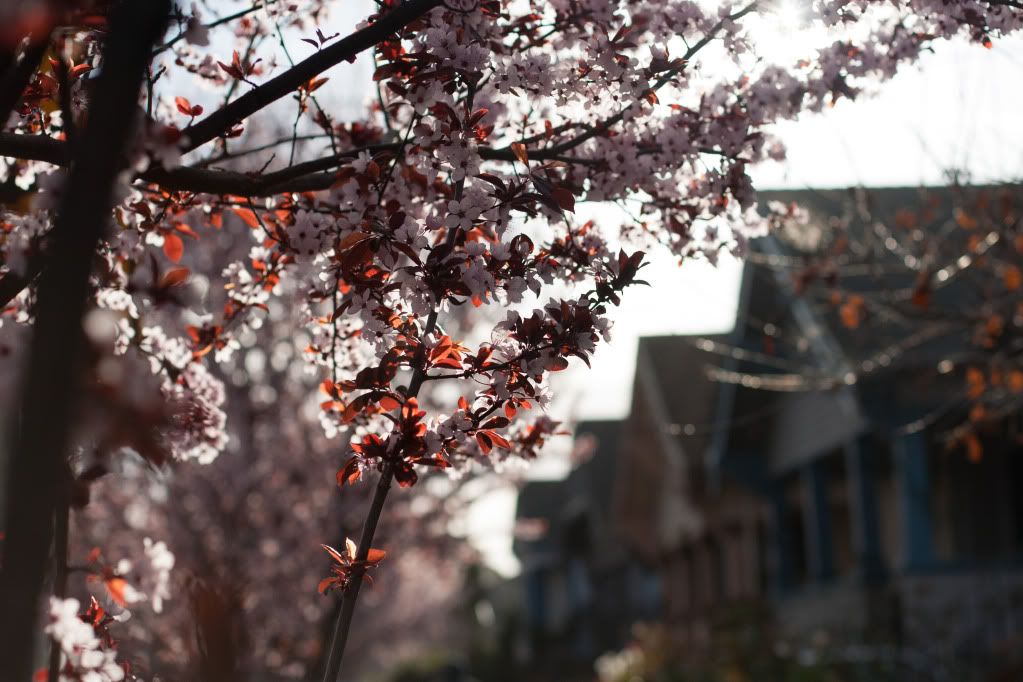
[512,420,629,565]
[757,187,1005,387]
[614,184,1021,555]
[512,479,565,565]
[514,479,565,523]
[566,420,621,518]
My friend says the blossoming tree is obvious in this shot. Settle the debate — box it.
[0,0,1021,680]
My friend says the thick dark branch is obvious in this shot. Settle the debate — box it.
[258,143,400,186]
[0,3,170,680]
[984,0,1023,10]
[181,0,442,151]
[0,131,358,194]
[0,126,741,204]
[138,163,274,194]
[0,132,66,164]
[0,257,41,309]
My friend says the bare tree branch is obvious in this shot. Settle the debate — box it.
[181,0,442,151]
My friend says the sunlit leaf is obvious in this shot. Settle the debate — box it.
[163,233,184,263]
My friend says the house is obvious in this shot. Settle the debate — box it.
[512,420,658,675]
[614,186,1023,670]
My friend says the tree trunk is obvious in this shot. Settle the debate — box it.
[0,3,170,679]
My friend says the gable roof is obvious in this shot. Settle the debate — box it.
[756,186,1008,384]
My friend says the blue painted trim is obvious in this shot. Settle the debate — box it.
[894,431,934,571]
[803,460,836,582]
[769,483,794,595]
[845,436,886,583]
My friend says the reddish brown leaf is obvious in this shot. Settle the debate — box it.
[965,432,983,462]
[476,432,492,453]
[232,207,260,229]
[159,266,190,288]
[163,233,184,263]
[485,430,510,450]
[839,294,864,329]
[394,463,418,487]
[966,367,986,399]
[378,394,401,411]
[511,142,528,165]
[322,543,347,565]
[482,417,509,429]
[336,457,362,487]
[545,356,569,372]
[306,77,329,92]
[69,63,92,79]
[105,577,130,607]
[175,223,200,239]
[1004,265,1022,291]
[955,208,978,230]
[175,96,193,116]
[1009,370,1023,394]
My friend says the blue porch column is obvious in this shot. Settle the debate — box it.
[802,459,835,582]
[525,567,547,630]
[767,482,793,594]
[894,431,933,570]
[845,437,885,583]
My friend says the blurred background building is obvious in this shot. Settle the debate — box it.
[490,185,1023,682]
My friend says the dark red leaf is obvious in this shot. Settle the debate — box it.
[551,187,575,213]
[336,457,362,487]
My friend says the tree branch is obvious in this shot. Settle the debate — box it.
[181,0,442,151]
[0,131,66,164]
[0,257,41,309]
[319,465,394,682]
[489,2,758,160]
[984,0,1023,10]
[318,128,472,678]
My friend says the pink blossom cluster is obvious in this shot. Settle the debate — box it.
[46,598,126,682]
